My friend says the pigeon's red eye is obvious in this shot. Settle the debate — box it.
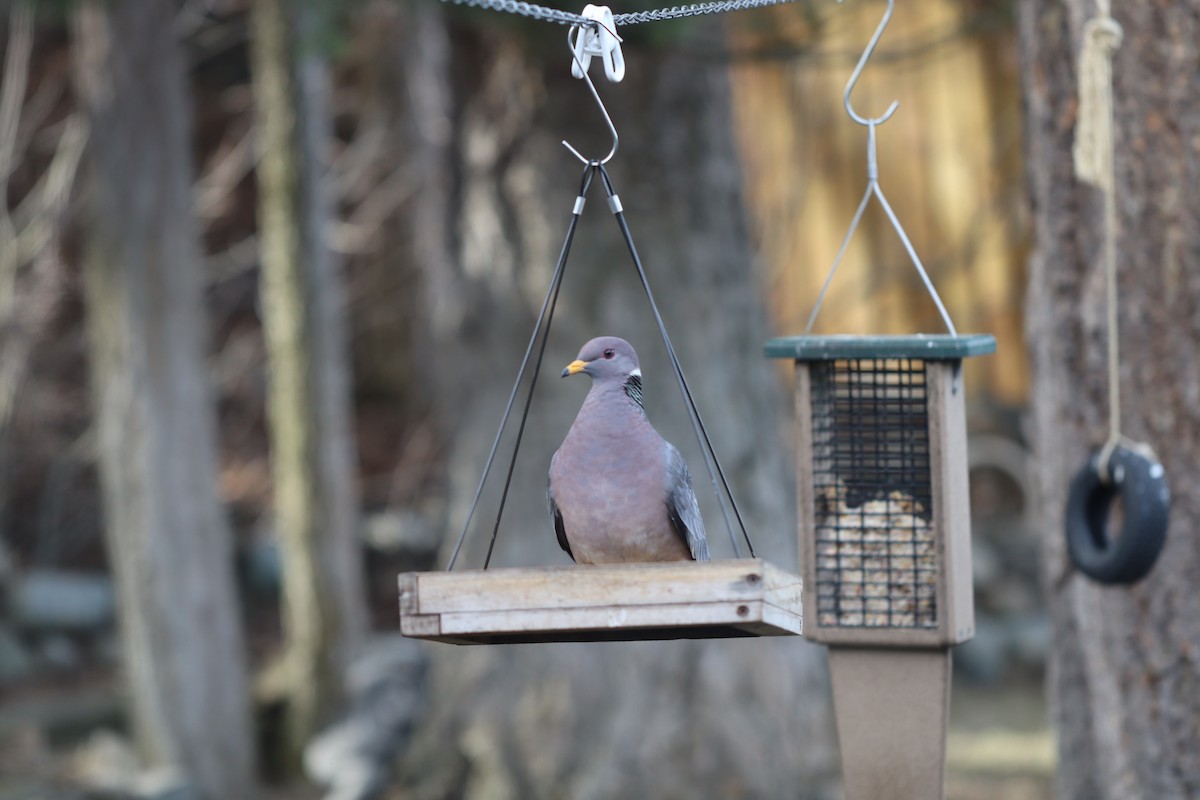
[603,349,615,359]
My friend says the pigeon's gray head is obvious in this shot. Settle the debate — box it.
[561,336,641,383]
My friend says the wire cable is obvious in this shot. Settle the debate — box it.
[439,0,802,28]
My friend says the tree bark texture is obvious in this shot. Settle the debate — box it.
[1018,2,1200,798]
[249,0,369,762]
[390,8,839,798]
[72,2,257,797]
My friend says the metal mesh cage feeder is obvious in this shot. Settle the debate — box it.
[767,333,995,800]
[769,335,995,647]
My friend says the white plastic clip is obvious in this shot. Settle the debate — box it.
[570,5,625,83]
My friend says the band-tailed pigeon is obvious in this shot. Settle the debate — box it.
[548,336,710,563]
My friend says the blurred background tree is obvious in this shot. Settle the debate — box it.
[1018,1,1200,797]
[71,0,256,796]
[249,0,369,771]
[386,5,840,797]
[17,0,1192,798]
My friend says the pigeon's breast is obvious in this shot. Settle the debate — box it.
[550,413,689,563]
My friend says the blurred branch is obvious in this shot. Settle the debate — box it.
[8,117,87,260]
[0,3,32,186]
[331,164,415,254]
[0,1,34,310]
[0,5,86,534]
[195,120,255,220]
[0,3,86,302]
[206,234,260,284]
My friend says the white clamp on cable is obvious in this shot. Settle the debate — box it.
[571,5,625,83]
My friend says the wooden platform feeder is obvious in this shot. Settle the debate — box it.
[766,333,995,800]
[399,558,802,645]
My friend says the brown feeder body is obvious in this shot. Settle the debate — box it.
[767,333,995,800]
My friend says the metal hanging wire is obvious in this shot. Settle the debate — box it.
[438,0,804,29]
[804,0,957,337]
[570,29,752,556]
[596,162,755,558]
[446,165,595,570]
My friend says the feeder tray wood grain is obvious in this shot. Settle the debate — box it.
[399,558,803,644]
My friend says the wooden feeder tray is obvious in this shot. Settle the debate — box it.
[399,558,803,645]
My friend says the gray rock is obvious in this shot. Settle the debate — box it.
[0,623,33,683]
[954,615,1009,684]
[94,631,123,666]
[132,767,199,800]
[361,510,440,556]
[69,729,140,793]
[240,531,281,595]
[0,535,14,587]
[982,576,1040,615]
[346,634,425,697]
[970,536,1003,589]
[13,571,114,632]
[1009,612,1050,670]
[38,633,81,672]
[306,721,392,800]
[305,635,428,800]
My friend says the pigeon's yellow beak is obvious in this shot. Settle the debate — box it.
[561,359,588,378]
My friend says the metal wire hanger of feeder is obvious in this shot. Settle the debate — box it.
[444,33,754,574]
[399,11,805,646]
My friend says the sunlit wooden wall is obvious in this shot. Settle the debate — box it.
[728,0,1028,407]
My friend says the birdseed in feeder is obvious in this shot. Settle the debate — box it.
[814,481,936,628]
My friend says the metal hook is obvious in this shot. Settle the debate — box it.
[562,25,619,165]
[838,0,900,126]
[805,1,958,337]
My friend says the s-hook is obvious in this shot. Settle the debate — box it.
[563,23,620,165]
[838,0,899,126]
[804,0,957,336]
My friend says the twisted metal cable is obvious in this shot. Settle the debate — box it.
[439,0,588,26]
[614,0,801,25]
[439,0,800,27]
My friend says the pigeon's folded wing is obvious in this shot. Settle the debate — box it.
[665,443,710,561]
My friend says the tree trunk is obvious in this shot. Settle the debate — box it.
[72,2,257,797]
[249,0,369,766]
[393,10,839,798]
[1018,2,1200,798]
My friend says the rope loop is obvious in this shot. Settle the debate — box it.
[1085,16,1123,57]
[1073,16,1122,188]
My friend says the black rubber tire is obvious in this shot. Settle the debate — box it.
[1065,444,1170,585]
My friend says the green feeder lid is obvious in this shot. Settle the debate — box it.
[764,334,996,361]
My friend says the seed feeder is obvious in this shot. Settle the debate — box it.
[765,2,994,798]
[399,19,804,646]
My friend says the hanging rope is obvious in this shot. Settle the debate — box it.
[1072,0,1124,481]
